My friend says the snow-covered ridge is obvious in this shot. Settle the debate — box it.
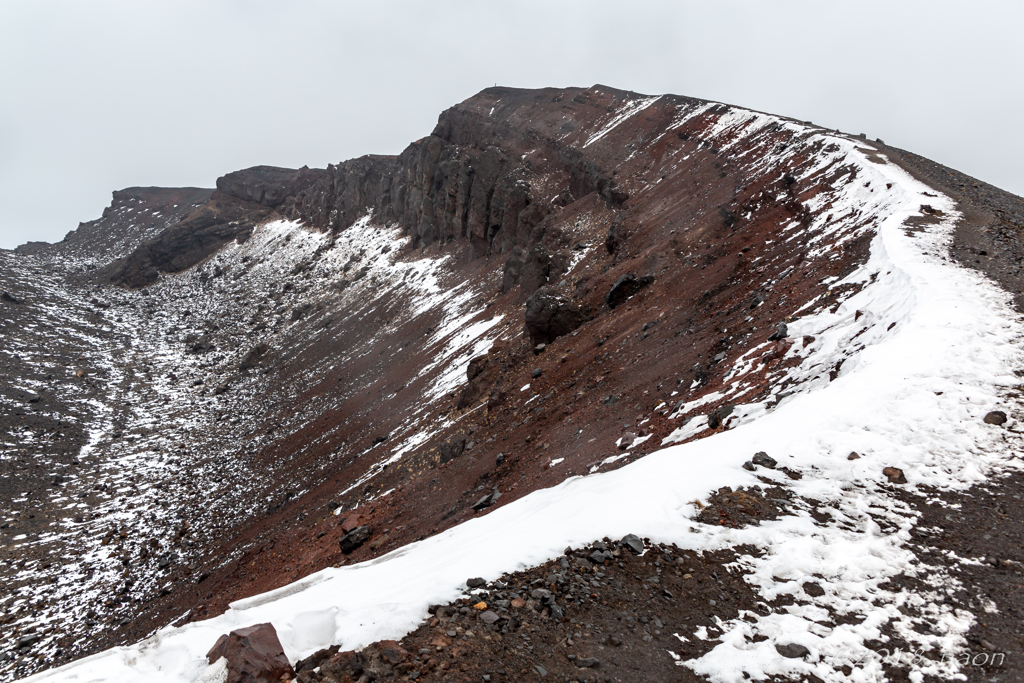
[23,101,1024,682]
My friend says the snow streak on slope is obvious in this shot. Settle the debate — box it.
[23,109,1024,683]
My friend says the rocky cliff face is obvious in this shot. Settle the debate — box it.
[109,86,646,289]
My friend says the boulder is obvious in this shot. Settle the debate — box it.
[775,642,810,659]
[339,525,372,554]
[472,489,501,511]
[501,246,528,293]
[438,435,468,464]
[707,404,735,430]
[238,343,270,370]
[524,286,585,345]
[340,513,363,533]
[619,534,645,555]
[206,623,294,683]
[605,273,654,309]
[984,410,1008,425]
[882,467,907,484]
[767,322,788,341]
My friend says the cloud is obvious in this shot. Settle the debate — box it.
[1,0,1021,249]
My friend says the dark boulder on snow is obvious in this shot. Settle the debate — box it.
[524,286,585,345]
[605,273,654,309]
[707,404,735,430]
[882,467,907,484]
[206,622,295,683]
[775,642,810,659]
[767,322,788,341]
[751,452,777,469]
[984,410,1008,425]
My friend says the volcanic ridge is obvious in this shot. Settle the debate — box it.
[3,85,1024,683]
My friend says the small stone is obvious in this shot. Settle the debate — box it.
[775,642,810,659]
[984,410,1008,425]
[882,467,907,484]
[479,610,500,625]
[576,657,599,668]
[467,577,487,588]
[510,598,526,609]
[589,550,607,564]
[712,352,726,363]
[472,601,487,610]
[534,663,548,676]
[495,453,505,466]
[742,461,755,471]
[531,588,553,602]
[549,604,564,620]
[532,368,543,379]
[618,432,636,450]
[751,452,777,468]
[534,344,546,354]
[847,452,861,460]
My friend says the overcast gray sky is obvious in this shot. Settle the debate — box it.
[1,0,1021,250]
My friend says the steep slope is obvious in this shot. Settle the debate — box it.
[2,86,1023,683]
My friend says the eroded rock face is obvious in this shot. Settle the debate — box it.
[217,165,327,208]
[206,623,294,683]
[524,286,585,345]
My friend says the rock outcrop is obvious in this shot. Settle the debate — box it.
[206,623,294,683]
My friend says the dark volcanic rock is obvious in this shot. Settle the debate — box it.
[984,410,1008,425]
[109,194,273,288]
[501,246,528,293]
[206,623,294,683]
[457,346,504,410]
[605,273,654,309]
[707,404,735,430]
[775,642,810,659]
[339,525,372,554]
[1,291,25,305]
[438,435,468,464]
[238,343,270,370]
[216,165,325,208]
[524,286,585,345]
